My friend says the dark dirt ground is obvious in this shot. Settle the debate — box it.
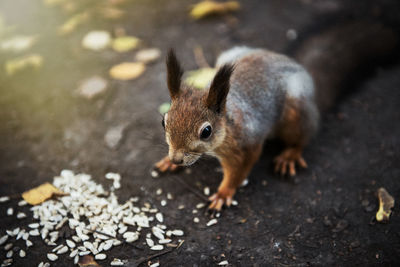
[0,0,400,266]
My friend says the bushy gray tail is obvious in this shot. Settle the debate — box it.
[292,21,399,111]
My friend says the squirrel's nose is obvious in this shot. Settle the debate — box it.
[171,157,183,165]
[169,151,184,165]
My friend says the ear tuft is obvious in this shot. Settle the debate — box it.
[166,49,184,100]
[206,64,235,113]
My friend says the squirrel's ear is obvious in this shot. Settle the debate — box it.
[166,49,183,100]
[206,64,234,113]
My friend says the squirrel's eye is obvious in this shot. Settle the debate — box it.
[200,125,212,140]
[161,118,165,129]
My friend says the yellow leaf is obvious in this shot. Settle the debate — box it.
[58,12,90,35]
[190,0,240,20]
[5,54,43,75]
[109,62,146,80]
[111,36,140,53]
[185,68,217,89]
[376,187,395,222]
[22,183,66,205]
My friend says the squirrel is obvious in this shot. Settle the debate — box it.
[154,20,398,211]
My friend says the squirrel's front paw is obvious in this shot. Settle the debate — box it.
[274,147,307,176]
[208,187,235,211]
[154,156,179,172]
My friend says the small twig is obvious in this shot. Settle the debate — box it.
[193,45,210,68]
[169,175,209,202]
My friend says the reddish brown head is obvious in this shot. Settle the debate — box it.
[162,49,234,166]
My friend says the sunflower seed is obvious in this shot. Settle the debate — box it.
[151,170,159,178]
[74,255,79,264]
[29,229,40,236]
[18,200,28,206]
[0,196,10,202]
[6,208,13,216]
[26,240,33,247]
[158,239,171,244]
[167,193,173,200]
[146,238,154,247]
[151,245,163,250]
[161,200,167,206]
[6,250,13,258]
[13,228,20,236]
[4,243,13,250]
[193,217,200,223]
[155,213,163,223]
[203,187,210,196]
[196,203,205,209]
[47,253,58,261]
[232,200,238,206]
[52,244,64,252]
[0,235,8,245]
[19,249,26,257]
[111,258,124,266]
[206,219,218,226]
[66,239,75,248]
[43,263,50,267]
[171,229,184,236]
[156,189,162,195]
[57,245,68,254]
[28,223,39,229]
[69,249,78,258]
[79,251,90,256]
[95,253,107,260]
[38,262,44,267]
[2,259,12,267]
[218,260,229,265]
[149,262,160,267]
[17,212,27,219]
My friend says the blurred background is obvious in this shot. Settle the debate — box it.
[0,0,399,266]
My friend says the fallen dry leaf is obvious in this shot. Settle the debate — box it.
[135,48,161,64]
[109,62,146,80]
[76,76,108,99]
[22,183,66,205]
[111,36,140,53]
[376,187,395,222]
[5,54,43,75]
[78,255,101,267]
[58,12,90,35]
[82,30,111,51]
[190,0,240,20]
[184,68,217,89]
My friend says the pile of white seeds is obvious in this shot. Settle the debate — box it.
[0,170,185,266]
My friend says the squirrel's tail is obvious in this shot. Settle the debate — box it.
[291,20,399,112]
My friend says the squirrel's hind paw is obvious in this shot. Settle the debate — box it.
[274,148,307,176]
[154,156,179,173]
